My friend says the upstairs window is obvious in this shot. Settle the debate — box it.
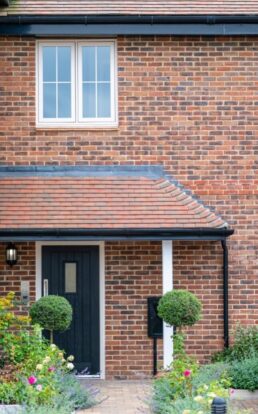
[37,40,117,127]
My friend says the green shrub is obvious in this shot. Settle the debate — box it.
[0,381,25,405]
[53,372,96,410]
[192,362,231,390]
[158,290,202,329]
[212,324,258,363]
[231,324,258,360]
[211,347,234,363]
[30,296,72,343]
[228,357,258,391]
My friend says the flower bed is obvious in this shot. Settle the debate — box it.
[0,293,96,413]
[152,359,230,414]
[152,324,258,414]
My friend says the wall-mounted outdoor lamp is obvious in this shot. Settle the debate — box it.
[6,243,17,266]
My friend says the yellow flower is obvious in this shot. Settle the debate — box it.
[36,364,43,371]
[182,410,191,414]
[194,396,204,402]
[43,356,51,364]
[207,392,216,398]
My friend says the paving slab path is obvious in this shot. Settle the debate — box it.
[79,380,151,414]
[79,380,258,414]
[231,399,258,413]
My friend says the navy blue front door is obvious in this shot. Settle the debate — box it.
[42,245,100,375]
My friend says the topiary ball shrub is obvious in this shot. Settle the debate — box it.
[157,289,202,329]
[30,295,73,343]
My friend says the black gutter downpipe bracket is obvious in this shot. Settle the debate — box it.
[221,240,229,349]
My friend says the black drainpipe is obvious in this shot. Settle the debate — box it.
[221,240,229,348]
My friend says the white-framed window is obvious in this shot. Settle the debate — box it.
[37,40,117,128]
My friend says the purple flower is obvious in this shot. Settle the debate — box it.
[48,366,55,372]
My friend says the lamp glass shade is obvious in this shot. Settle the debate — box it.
[6,243,17,266]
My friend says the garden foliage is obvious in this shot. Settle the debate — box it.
[152,309,258,413]
[157,289,202,329]
[212,324,258,362]
[228,357,258,391]
[30,295,73,343]
[0,292,95,412]
[152,359,230,414]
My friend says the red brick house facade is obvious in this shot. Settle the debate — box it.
[0,1,257,379]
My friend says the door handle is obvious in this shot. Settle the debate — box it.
[43,279,49,296]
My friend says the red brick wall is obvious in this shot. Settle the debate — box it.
[0,35,257,376]
[105,241,162,379]
[174,241,223,360]
[0,242,36,308]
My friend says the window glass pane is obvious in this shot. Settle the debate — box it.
[82,46,95,82]
[43,83,56,118]
[83,83,96,118]
[65,263,76,293]
[43,47,56,82]
[97,83,111,117]
[58,47,71,82]
[58,83,71,118]
[97,46,111,82]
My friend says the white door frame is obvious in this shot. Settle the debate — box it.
[35,241,105,379]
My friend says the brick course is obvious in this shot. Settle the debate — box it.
[0,35,257,377]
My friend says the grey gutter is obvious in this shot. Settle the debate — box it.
[1,14,258,36]
[2,14,258,24]
[0,228,234,241]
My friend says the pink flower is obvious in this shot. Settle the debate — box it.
[28,376,37,385]
[48,366,55,372]
[230,389,235,394]
[36,384,42,391]
[183,369,191,377]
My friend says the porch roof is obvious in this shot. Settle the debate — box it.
[0,166,233,241]
[3,0,258,16]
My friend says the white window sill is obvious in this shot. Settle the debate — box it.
[36,122,119,130]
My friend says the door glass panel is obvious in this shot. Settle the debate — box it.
[65,262,77,293]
